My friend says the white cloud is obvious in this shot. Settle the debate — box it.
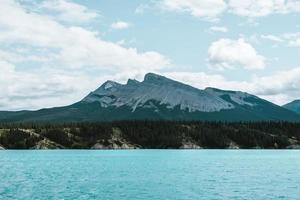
[40,0,99,23]
[261,34,283,42]
[210,26,228,33]
[111,21,131,30]
[228,0,279,17]
[276,0,300,14]
[161,0,226,19]
[165,71,248,91]
[0,63,96,110]
[135,4,151,14]
[140,0,300,19]
[149,0,300,19]
[164,68,300,105]
[0,49,98,110]
[0,0,169,110]
[208,38,266,70]
[0,0,169,71]
[283,33,300,46]
[2,0,300,111]
[0,60,15,81]
[253,68,300,95]
[259,32,300,47]
[249,67,300,104]
[228,0,300,17]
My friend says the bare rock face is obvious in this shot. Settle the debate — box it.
[286,137,300,149]
[32,139,64,149]
[91,140,138,149]
[2,72,300,123]
[288,137,299,145]
[82,73,259,113]
[91,128,139,149]
[91,143,109,149]
[180,139,202,149]
[228,141,240,149]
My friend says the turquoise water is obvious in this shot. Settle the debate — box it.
[0,150,299,200]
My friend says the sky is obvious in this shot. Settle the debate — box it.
[1,0,300,110]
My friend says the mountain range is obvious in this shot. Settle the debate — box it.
[283,100,300,114]
[1,73,300,122]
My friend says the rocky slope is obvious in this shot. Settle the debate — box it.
[0,73,300,122]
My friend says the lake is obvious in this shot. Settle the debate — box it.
[0,150,299,200]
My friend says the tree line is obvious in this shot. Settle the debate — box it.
[0,121,299,149]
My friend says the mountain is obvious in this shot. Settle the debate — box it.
[283,100,300,114]
[1,73,300,122]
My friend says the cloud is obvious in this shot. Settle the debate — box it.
[0,0,169,71]
[0,60,15,81]
[144,0,300,19]
[1,0,300,111]
[164,68,300,105]
[253,68,300,95]
[283,33,300,47]
[261,34,283,42]
[161,0,226,20]
[0,51,98,110]
[209,26,228,33]
[259,32,300,47]
[111,21,131,30]
[0,0,169,110]
[208,38,266,70]
[0,63,97,110]
[246,67,300,105]
[135,4,151,14]
[228,0,300,17]
[228,0,280,17]
[165,71,248,91]
[40,0,99,23]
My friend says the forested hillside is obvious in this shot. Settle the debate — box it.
[0,121,300,149]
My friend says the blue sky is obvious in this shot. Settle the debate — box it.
[1,0,300,110]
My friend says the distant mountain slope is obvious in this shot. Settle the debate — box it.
[0,73,300,122]
[283,100,300,114]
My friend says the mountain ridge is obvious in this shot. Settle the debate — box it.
[82,73,258,113]
[0,73,300,122]
[283,100,300,114]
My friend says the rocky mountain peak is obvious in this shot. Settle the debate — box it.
[143,73,172,84]
[126,78,140,86]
